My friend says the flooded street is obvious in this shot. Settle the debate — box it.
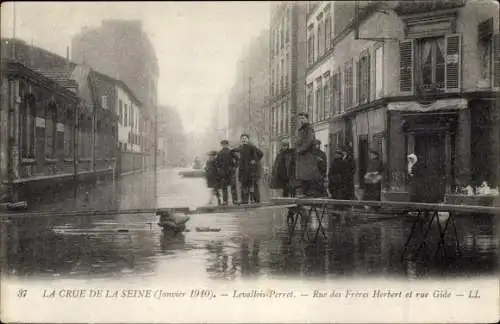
[2,169,499,323]
[2,169,498,282]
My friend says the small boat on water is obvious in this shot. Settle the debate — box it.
[178,169,206,178]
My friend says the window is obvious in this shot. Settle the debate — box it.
[130,105,134,128]
[284,101,289,135]
[324,8,332,51]
[399,34,462,93]
[315,78,322,122]
[331,70,342,115]
[285,11,290,44]
[101,95,108,109]
[317,14,324,58]
[64,108,74,158]
[280,24,284,49]
[45,103,57,158]
[119,100,123,125]
[375,45,384,99]
[420,37,445,89]
[20,94,35,158]
[124,103,128,127]
[344,60,353,108]
[357,51,371,104]
[285,53,289,89]
[306,83,313,117]
[323,73,330,120]
[307,25,315,67]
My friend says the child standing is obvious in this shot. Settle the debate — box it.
[205,151,221,205]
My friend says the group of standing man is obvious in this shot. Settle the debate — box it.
[270,112,385,202]
[205,134,263,205]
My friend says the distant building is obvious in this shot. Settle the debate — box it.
[71,19,159,115]
[228,29,271,166]
[157,105,187,168]
[268,2,308,163]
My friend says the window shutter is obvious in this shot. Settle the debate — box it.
[399,39,414,93]
[445,34,461,91]
[494,34,500,88]
[356,59,360,105]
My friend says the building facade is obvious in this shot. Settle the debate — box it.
[228,30,271,166]
[269,2,308,163]
[71,19,159,111]
[0,59,79,202]
[306,0,499,202]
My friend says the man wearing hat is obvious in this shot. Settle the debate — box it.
[205,150,221,205]
[328,147,355,201]
[215,139,234,205]
[270,139,296,197]
[313,139,328,196]
[363,149,384,202]
[295,112,322,197]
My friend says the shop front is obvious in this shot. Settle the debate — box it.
[385,98,469,203]
[352,108,387,195]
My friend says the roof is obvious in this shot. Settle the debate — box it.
[31,68,78,89]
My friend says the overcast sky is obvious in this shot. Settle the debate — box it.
[1,1,270,133]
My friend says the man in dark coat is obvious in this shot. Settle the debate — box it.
[205,151,221,205]
[313,139,328,197]
[230,148,240,204]
[215,140,234,205]
[328,148,355,200]
[363,150,384,201]
[295,112,321,197]
[238,134,263,204]
[270,139,296,197]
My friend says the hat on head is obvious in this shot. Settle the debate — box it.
[220,139,229,145]
[208,150,217,156]
[407,153,417,163]
[297,112,309,118]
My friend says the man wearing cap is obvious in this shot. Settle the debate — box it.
[295,112,321,197]
[230,147,241,204]
[216,140,234,205]
[238,134,263,204]
[270,139,296,197]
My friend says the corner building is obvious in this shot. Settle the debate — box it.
[309,0,499,202]
[269,2,308,162]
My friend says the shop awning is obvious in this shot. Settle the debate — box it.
[387,98,468,112]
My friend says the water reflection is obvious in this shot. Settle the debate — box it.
[1,170,498,282]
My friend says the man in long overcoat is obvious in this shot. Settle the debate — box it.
[270,139,296,197]
[215,140,234,205]
[328,148,355,200]
[295,112,321,197]
[313,139,328,197]
[238,134,263,204]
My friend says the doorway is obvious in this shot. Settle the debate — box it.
[358,135,369,187]
[414,133,446,202]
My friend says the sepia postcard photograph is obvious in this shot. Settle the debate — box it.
[0,1,499,323]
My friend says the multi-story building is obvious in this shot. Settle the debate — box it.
[71,19,159,171]
[268,2,308,163]
[305,1,335,165]
[228,30,271,165]
[71,19,159,110]
[157,105,187,168]
[310,0,499,203]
